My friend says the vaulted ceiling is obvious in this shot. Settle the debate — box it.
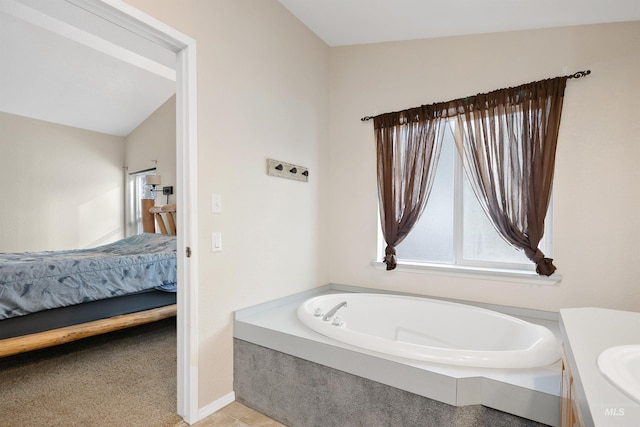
[278,0,640,46]
[1,0,639,136]
[0,0,176,137]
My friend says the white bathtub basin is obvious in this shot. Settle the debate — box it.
[297,293,560,369]
[597,345,640,405]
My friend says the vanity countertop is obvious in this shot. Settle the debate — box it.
[560,307,640,427]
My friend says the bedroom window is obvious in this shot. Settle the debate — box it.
[388,123,552,272]
[127,169,157,235]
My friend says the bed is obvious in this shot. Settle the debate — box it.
[0,202,178,358]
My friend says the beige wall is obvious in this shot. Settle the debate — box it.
[126,95,176,205]
[123,0,331,409]
[125,95,176,236]
[329,22,640,313]
[122,0,640,415]
[0,111,125,252]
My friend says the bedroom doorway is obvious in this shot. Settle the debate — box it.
[62,0,200,422]
[1,0,198,421]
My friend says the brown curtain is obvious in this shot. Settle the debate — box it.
[374,105,446,270]
[450,77,568,275]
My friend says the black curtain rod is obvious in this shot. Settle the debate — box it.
[360,70,591,122]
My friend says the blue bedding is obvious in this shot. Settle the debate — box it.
[0,233,176,320]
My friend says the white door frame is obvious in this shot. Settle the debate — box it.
[66,0,200,422]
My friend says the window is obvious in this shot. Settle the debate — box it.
[388,122,552,272]
[126,169,157,236]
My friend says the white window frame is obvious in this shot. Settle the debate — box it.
[374,121,561,285]
[126,168,158,236]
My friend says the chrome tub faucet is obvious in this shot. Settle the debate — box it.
[322,301,348,321]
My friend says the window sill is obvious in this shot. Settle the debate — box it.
[370,260,562,286]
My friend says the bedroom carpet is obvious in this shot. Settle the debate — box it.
[0,317,182,427]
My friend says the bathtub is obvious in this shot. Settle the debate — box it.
[297,293,560,369]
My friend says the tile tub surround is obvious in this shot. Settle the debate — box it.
[235,339,548,427]
[233,284,562,426]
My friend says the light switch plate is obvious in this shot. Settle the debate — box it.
[211,194,222,214]
[212,232,222,252]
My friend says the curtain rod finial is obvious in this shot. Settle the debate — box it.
[568,70,591,79]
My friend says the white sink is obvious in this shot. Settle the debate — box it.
[597,345,640,405]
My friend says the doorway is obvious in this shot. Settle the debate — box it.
[63,0,199,422]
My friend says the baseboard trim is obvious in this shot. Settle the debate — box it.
[198,391,236,422]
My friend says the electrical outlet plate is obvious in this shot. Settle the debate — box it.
[267,159,309,182]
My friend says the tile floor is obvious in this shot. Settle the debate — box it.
[176,401,286,427]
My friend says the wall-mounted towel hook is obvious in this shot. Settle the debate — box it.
[267,159,308,182]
